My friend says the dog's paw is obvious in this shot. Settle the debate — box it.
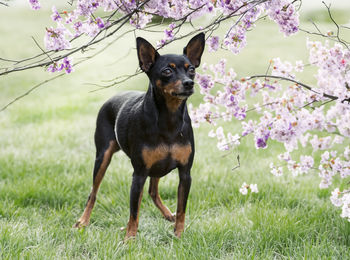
[165,213,176,222]
[73,219,89,229]
[124,233,136,243]
[174,228,182,238]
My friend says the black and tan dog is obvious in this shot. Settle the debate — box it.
[74,33,205,240]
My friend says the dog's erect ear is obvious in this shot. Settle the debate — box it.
[183,33,205,68]
[136,37,160,73]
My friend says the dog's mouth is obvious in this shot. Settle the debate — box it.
[171,90,194,99]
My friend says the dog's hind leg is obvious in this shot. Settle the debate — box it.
[148,177,175,222]
[74,111,119,228]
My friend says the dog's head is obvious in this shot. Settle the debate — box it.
[136,33,205,102]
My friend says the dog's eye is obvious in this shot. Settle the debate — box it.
[188,67,195,75]
[162,68,172,77]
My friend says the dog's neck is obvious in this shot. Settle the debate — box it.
[144,83,187,134]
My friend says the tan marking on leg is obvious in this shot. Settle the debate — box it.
[171,144,192,165]
[74,140,117,228]
[174,212,185,238]
[125,216,138,241]
[142,144,169,169]
[125,190,143,241]
[149,177,175,222]
[174,184,185,238]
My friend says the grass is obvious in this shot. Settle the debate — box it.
[1,6,350,259]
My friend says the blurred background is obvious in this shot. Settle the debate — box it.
[1,1,350,258]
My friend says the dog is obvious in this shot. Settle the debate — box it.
[74,33,205,240]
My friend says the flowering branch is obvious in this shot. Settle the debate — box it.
[0,0,151,76]
[189,4,350,219]
[247,74,349,103]
[299,2,350,49]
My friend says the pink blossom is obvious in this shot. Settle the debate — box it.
[130,13,152,29]
[223,25,247,54]
[331,188,343,207]
[44,26,71,51]
[266,0,299,36]
[270,163,284,177]
[239,182,259,195]
[207,36,219,52]
[295,60,304,72]
[51,6,62,22]
[299,155,314,174]
[157,23,176,47]
[47,57,74,74]
[28,0,40,10]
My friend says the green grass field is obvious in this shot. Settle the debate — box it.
[1,6,350,259]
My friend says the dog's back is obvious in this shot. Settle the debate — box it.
[94,91,143,156]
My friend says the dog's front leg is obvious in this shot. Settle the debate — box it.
[125,173,147,241]
[174,166,192,238]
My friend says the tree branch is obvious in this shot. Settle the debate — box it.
[247,74,346,102]
[0,1,9,7]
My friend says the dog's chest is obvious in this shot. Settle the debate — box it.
[142,143,192,176]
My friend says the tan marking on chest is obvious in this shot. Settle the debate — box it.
[142,143,192,169]
[142,144,169,169]
[171,144,192,165]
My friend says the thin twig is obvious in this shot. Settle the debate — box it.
[0,0,151,77]
[0,73,66,112]
[0,1,9,7]
[232,155,241,171]
[31,36,54,63]
[247,74,341,101]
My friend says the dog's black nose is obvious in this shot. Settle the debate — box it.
[183,79,194,90]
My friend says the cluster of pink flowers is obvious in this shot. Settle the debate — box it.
[190,58,249,132]
[266,0,299,36]
[207,36,220,52]
[208,126,240,151]
[191,38,350,221]
[130,13,153,29]
[44,26,71,51]
[145,0,215,20]
[214,0,299,54]
[28,0,300,73]
[239,182,258,195]
[45,3,109,46]
[28,0,40,10]
[331,188,350,221]
[157,23,177,48]
[47,57,74,74]
[307,39,350,105]
[223,3,264,54]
